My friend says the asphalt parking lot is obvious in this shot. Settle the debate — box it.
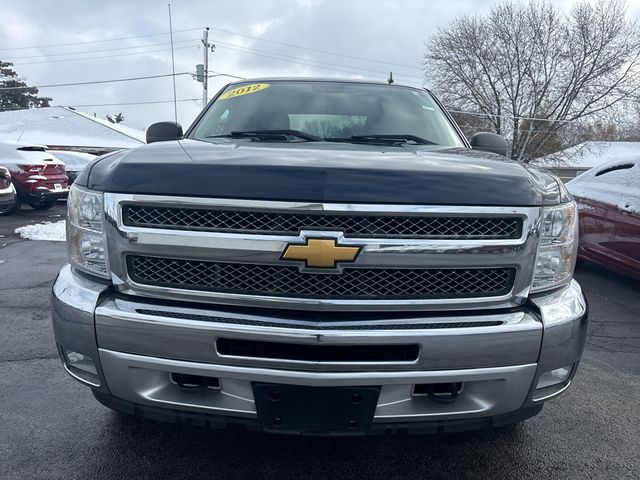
[1,203,639,480]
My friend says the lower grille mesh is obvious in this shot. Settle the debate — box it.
[127,255,515,300]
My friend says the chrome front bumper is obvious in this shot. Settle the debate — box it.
[51,264,588,426]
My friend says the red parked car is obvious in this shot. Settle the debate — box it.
[567,158,640,280]
[0,141,69,210]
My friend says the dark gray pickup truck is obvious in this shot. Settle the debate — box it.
[52,78,587,435]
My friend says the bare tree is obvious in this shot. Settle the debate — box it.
[425,0,640,161]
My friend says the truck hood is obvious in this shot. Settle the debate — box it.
[82,139,561,206]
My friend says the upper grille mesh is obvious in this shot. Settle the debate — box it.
[127,255,515,300]
[123,205,521,239]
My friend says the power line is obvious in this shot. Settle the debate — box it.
[0,72,191,91]
[214,44,423,84]
[0,28,204,52]
[0,98,201,112]
[213,27,423,71]
[65,98,200,108]
[456,123,632,138]
[213,40,423,81]
[4,38,198,61]
[9,39,423,84]
[1,24,421,73]
[2,25,425,85]
[10,45,196,67]
[446,108,617,125]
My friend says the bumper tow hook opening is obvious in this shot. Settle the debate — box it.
[170,372,220,390]
[414,382,464,404]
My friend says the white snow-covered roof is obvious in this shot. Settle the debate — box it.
[67,109,145,143]
[0,106,145,150]
[534,141,640,169]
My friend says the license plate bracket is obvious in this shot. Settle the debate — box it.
[252,383,380,436]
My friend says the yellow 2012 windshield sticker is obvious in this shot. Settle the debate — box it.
[219,83,270,100]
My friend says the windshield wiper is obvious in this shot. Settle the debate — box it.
[207,130,324,142]
[325,134,435,145]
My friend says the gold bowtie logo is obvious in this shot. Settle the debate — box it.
[282,238,361,269]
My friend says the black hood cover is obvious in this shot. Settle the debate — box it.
[80,139,561,206]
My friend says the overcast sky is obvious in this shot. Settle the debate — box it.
[1,0,639,131]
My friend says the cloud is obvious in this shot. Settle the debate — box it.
[1,0,631,131]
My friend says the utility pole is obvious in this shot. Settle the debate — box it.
[201,27,213,108]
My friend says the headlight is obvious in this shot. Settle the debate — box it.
[531,201,578,292]
[67,185,109,279]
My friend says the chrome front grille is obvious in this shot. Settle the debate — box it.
[104,194,541,312]
[127,255,516,300]
[123,204,522,239]
[134,309,505,330]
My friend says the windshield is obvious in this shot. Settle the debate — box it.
[189,81,465,148]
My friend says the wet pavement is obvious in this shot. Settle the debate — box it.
[1,204,638,479]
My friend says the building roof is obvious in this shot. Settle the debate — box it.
[0,106,145,150]
[534,141,640,169]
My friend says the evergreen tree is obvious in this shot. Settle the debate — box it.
[0,61,52,111]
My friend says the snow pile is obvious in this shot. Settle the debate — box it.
[15,220,66,241]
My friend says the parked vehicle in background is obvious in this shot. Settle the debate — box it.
[0,141,69,210]
[52,150,96,185]
[567,158,640,280]
[0,166,18,215]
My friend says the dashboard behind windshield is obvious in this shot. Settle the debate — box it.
[189,81,465,147]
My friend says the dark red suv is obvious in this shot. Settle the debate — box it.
[0,141,69,210]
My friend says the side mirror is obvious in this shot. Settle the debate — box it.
[469,132,509,157]
[146,121,183,144]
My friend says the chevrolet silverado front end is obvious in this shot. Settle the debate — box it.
[51,79,587,435]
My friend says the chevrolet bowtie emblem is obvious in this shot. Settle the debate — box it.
[281,238,361,269]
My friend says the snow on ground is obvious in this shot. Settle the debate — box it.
[15,220,66,241]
